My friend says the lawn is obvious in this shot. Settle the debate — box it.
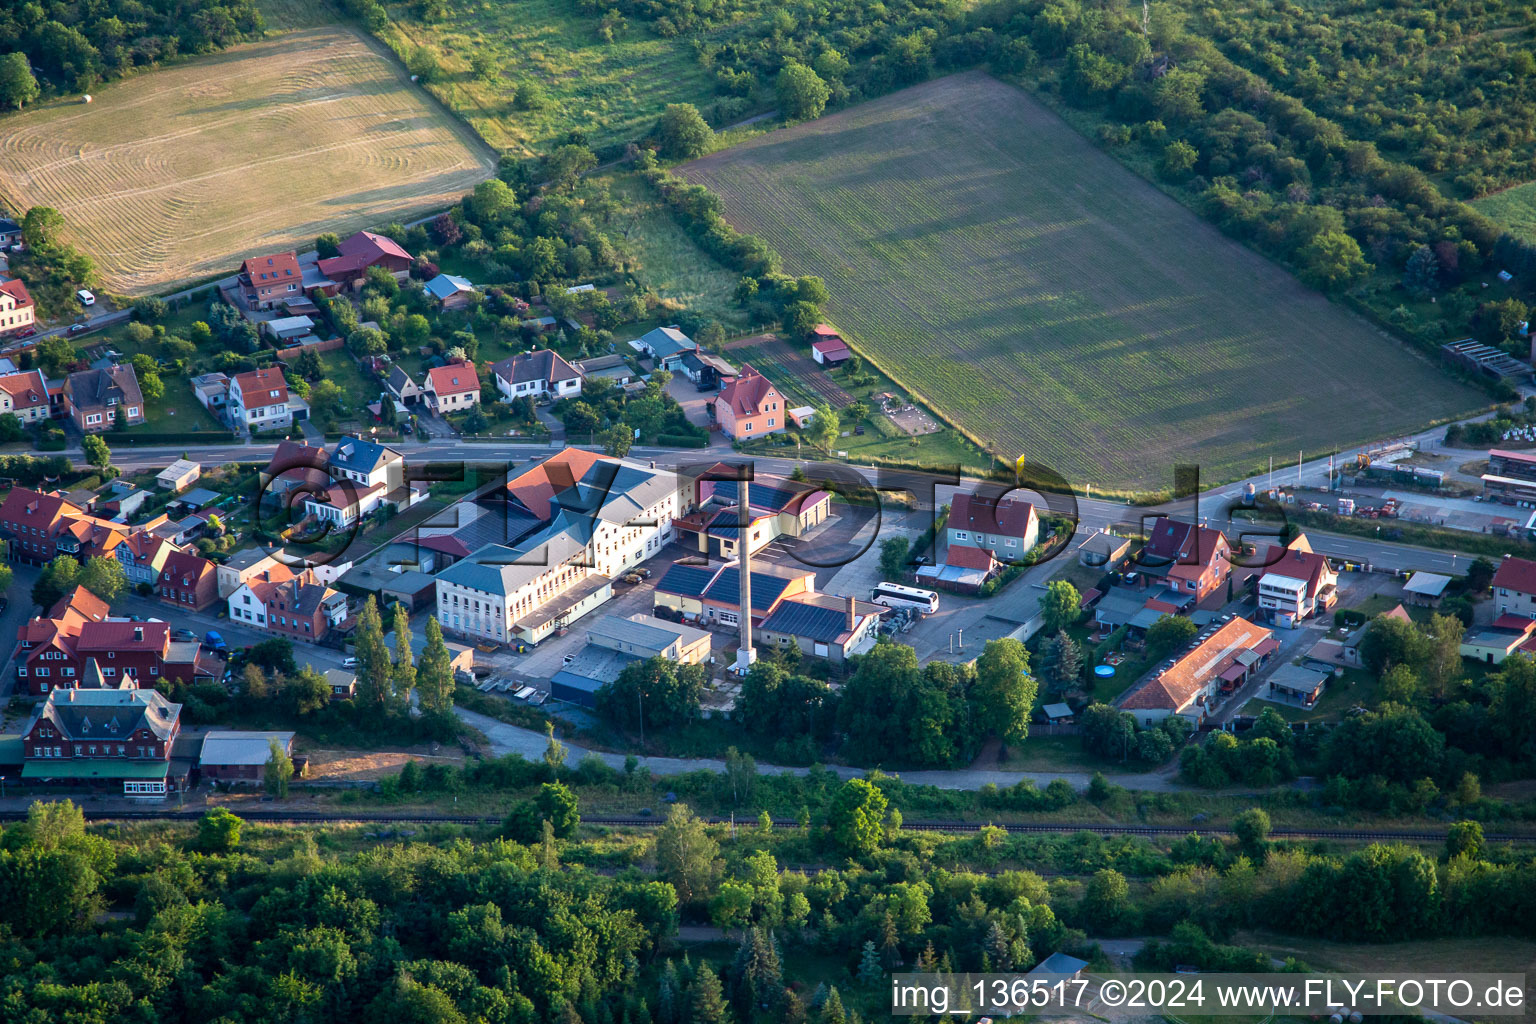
[1237,932,1536,976]
[1473,181,1536,244]
[375,0,719,156]
[0,25,495,295]
[679,72,1486,495]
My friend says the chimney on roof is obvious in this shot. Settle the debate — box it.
[845,594,857,631]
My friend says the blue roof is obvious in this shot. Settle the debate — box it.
[329,435,397,474]
[656,563,718,599]
[424,273,475,299]
[705,567,792,613]
[760,600,848,643]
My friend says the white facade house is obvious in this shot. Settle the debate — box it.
[491,350,583,401]
[228,368,293,430]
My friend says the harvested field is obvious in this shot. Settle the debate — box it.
[0,26,496,294]
[681,72,1485,491]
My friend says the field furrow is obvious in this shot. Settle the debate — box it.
[0,25,497,294]
[681,72,1484,490]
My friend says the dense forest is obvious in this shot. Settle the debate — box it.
[2,785,1535,1024]
[0,0,265,98]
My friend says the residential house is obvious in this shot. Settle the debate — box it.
[21,687,185,797]
[1492,556,1536,619]
[386,364,422,406]
[156,549,219,611]
[758,592,881,663]
[64,364,144,432]
[227,565,349,641]
[316,231,412,291]
[237,252,302,309]
[115,532,181,588]
[633,326,696,369]
[304,480,387,527]
[0,487,84,563]
[1138,517,1233,604]
[0,369,50,422]
[1077,531,1133,569]
[712,364,784,440]
[199,731,294,782]
[1117,616,1277,725]
[491,349,582,401]
[262,440,329,502]
[1256,537,1338,627]
[156,459,201,493]
[0,276,35,335]
[229,367,297,431]
[423,273,477,309]
[676,351,736,389]
[423,362,480,414]
[16,617,209,696]
[947,490,1040,563]
[0,218,20,247]
[328,435,405,495]
[216,547,283,599]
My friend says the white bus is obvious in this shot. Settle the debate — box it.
[870,582,939,614]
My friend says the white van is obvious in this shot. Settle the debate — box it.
[76,289,95,306]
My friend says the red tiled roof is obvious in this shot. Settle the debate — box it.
[0,487,83,530]
[1142,517,1229,582]
[717,363,779,417]
[0,370,48,410]
[1261,546,1332,595]
[1493,556,1536,596]
[339,230,411,263]
[427,363,479,396]
[811,337,852,359]
[506,448,611,519]
[1121,616,1272,712]
[159,549,215,586]
[47,585,109,626]
[240,251,300,286]
[76,620,169,652]
[945,543,997,571]
[0,277,33,308]
[949,491,1037,540]
[233,367,289,408]
[1491,614,1536,632]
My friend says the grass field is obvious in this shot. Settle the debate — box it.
[0,25,496,295]
[1473,180,1536,244]
[680,72,1485,492]
[378,0,719,156]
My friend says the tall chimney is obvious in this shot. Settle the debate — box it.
[735,474,756,673]
[845,594,857,632]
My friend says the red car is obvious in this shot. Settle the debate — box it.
[15,328,35,339]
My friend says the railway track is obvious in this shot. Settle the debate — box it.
[13,808,1528,843]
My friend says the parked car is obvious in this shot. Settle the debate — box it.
[341,656,358,668]
[172,628,197,641]
[68,323,88,334]
[634,567,652,579]
[15,328,34,339]
[203,630,227,652]
[621,572,643,584]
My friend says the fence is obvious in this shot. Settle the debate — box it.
[274,336,345,361]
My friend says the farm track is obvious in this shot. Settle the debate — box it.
[28,808,1527,843]
[0,25,495,293]
[680,72,1484,490]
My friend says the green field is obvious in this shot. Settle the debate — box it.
[378,0,718,156]
[1474,181,1536,244]
[680,72,1486,492]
